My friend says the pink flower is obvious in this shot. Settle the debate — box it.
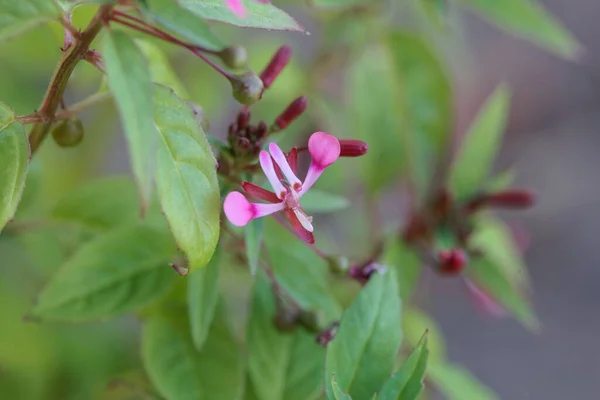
[225,0,271,18]
[223,132,341,244]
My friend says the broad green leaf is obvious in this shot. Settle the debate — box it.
[0,0,61,42]
[377,333,429,400]
[245,218,263,275]
[402,308,446,362]
[467,257,539,330]
[347,45,405,192]
[153,85,220,271]
[449,85,511,199]
[386,32,452,199]
[180,0,304,32]
[311,0,371,9]
[265,220,341,323]
[31,224,177,321]
[141,0,225,51]
[427,362,499,400]
[52,176,139,231]
[325,270,403,400]
[247,275,325,400]
[331,374,353,400]
[0,102,28,232]
[103,30,159,214]
[382,239,422,301]
[457,0,581,59]
[300,189,350,213]
[136,39,190,99]
[188,246,221,350]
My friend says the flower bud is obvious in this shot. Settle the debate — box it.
[51,118,84,147]
[339,139,368,157]
[436,248,468,275]
[256,121,268,138]
[219,45,248,69]
[236,108,251,129]
[260,45,292,89]
[230,72,264,105]
[275,96,307,130]
[466,189,536,212]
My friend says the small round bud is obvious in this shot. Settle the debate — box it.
[339,139,368,157]
[230,73,264,105]
[260,45,292,89]
[436,248,468,275]
[219,45,248,69]
[51,118,84,147]
[275,96,308,130]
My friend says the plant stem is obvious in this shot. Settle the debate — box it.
[28,5,113,154]
[17,92,112,125]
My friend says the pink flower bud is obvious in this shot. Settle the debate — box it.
[339,139,368,157]
[275,96,307,129]
[260,45,292,89]
[436,248,468,275]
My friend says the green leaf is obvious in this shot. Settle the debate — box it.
[179,0,304,32]
[247,275,325,400]
[466,257,539,330]
[331,374,353,400]
[457,0,581,59]
[0,0,61,42]
[153,85,220,271]
[31,224,177,321]
[485,169,516,192]
[187,246,221,350]
[103,30,159,214]
[245,218,263,275]
[0,102,28,233]
[449,85,511,200]
[382,239,422,301]
[141,0,225,51]
[427,362,499,400]
[311,0,371,9]
[386,32,452,199]
[52,176,139,232]
[325,269,403,400]
[136,39,190,99]
[402,307,446,362]
[377,333,429,400]
[300,189,350,213]
[265,220,341,323]
[419,0,448,29]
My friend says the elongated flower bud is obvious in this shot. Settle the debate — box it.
[339,139,368,157]
[260,45,292,89]
[275,96,307,130]
[466,189,536,212]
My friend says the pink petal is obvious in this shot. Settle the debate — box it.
[465,279,507,318]
[308,132,340,169]
[259,150,286,199]
[225,0,247,18]
[269,142,302,191]
[224,191,284,226]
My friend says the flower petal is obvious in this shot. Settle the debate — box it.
[225,0,247,18]
[242,182,280,203]
[293,208,314,232]
[224,191,284,226]
[284,208,315,244]
[287,147,298,175]
[259,150,286,199]
[269,142,302,191]
[308,132,340,168]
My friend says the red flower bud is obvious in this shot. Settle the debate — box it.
[466,189,536,212]
[260,45,292,89]
[275,96,307,129]
[236,108,251,129]
[339,139,368,157]
[436,248,468,275]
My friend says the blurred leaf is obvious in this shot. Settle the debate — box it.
[245,218,263,275]
[449,85,511,200]
[180,0,304,32]
[136,39,190,99]
[301,189,350,213]
[457,0,582,59]
[103,30,159,214]
[141,0,225,51]
[420,0,447,29]
[331,374,353,400]
[0,102,28,232]
[265,220,341,323]
[427,362,499,400]
[247,274,325,400]
[402,307,446,362]
[485,169,515,192]
[153,85,220,271]
[382,238,422,301]
[377,333,429,400]
[187,245,221,350]
[386,32,452,199]
[52,176,139,232]
[347,44,405,193]
[466,257,539,330]
[311,0,371,9]
[0,0,61,42]
[31,224,177,321]
[325,270,403,400]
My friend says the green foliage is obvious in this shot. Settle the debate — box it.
[245,218,264,275]
[427,362,499,400]
[0,0,61,42]
[300,189,350,213]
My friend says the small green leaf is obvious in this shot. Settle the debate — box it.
[0,102,29,232]
[31,224,177,321]
[136,39,190,99]
[0,0,61,42]
[377,332,429,400]
[141,0,225,51]
[103,30,159,214]
[245,218,263,275]
[402,307,446,362]
[188,246,221,350]
[325,269,403,400]
[247,274,325,400]
[457,0,581,59]
[449,85,511,200]
[427,361,500,400]
[179,0,304,32]
[485,169,516,192]
[300,189,350,213]
[331,374,353,400]
[265,220,341,323]
[153,85,220,271]
[382,239,422,301]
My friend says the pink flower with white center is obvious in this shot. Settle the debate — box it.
[223,132,341,244]
[225,0,271,18]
